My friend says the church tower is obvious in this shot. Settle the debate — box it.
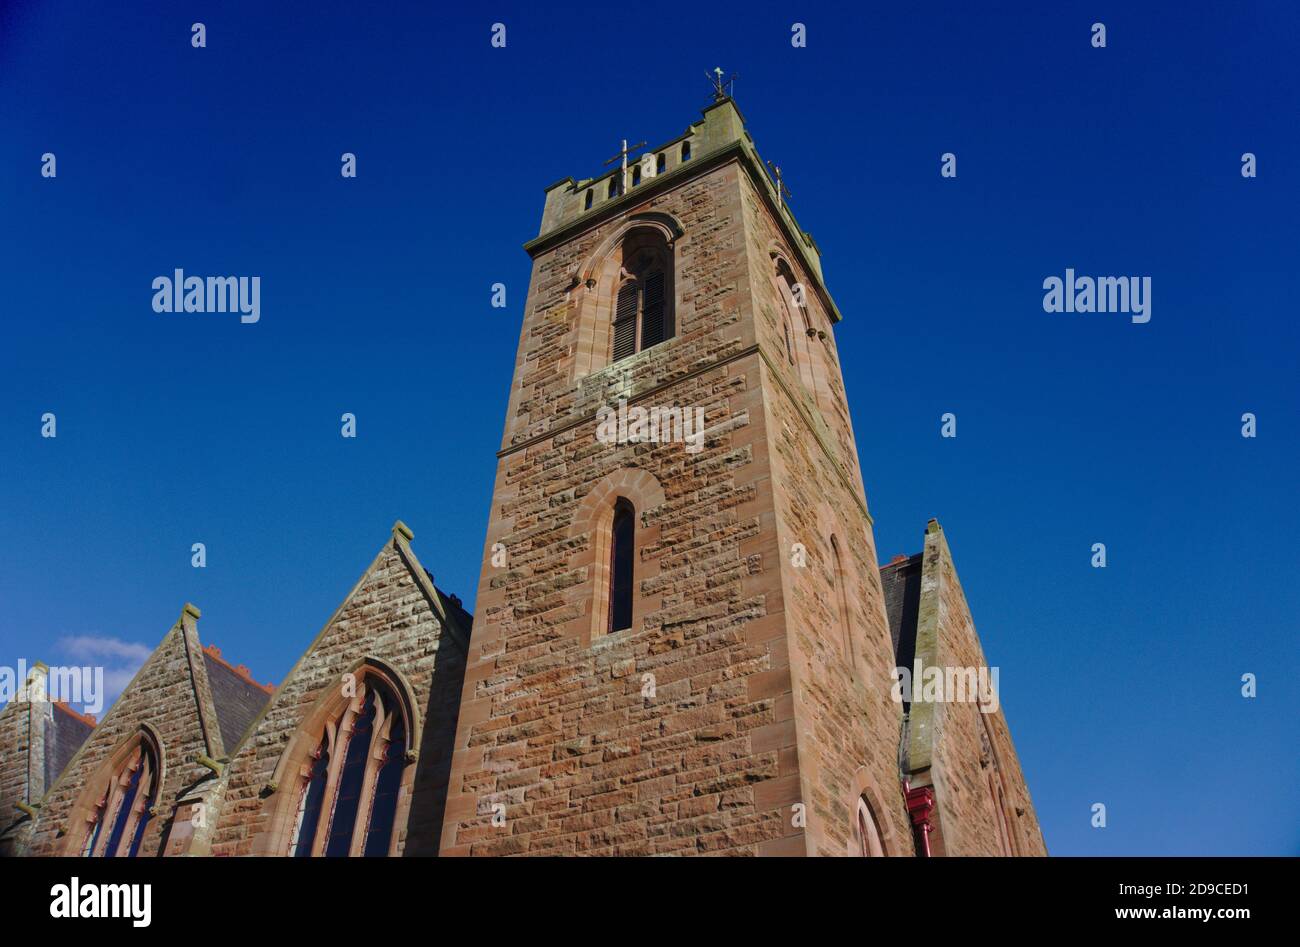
[441,92,912,856]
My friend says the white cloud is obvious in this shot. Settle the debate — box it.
[57,635,152,665]
[55,635,152,715]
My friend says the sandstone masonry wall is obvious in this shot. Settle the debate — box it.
[211,532,465,857]
[907,523,1047,856]
[26,607,222,857]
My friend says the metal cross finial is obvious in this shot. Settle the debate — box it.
[766,160,792,210]
[604,138,648,196]
[707,67,738,102]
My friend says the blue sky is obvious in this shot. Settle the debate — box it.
[1,1,1296,856]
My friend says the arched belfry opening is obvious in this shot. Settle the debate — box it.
[572,215,681,378]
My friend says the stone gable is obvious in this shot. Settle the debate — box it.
[25,605,224,857]
[211,526,467,856]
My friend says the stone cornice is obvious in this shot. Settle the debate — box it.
[524,140,842,325]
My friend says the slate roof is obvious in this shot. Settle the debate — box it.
[424,568,474,648]
[45,703,95,790]
[879,553,923,666]
[202,648,274,753]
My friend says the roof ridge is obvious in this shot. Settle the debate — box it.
[201,642,275,694]
[52,701,97,728]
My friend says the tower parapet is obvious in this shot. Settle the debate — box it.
[531,97,836,320]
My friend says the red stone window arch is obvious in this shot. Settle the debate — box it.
[980,711,1019,856]
[854,795,885,857]
[772,257,819,398]
[287,669,413,857]
[77,729,161,858]
[769,251,832,418]
[610,238,672,363]
[572,217,682,379]
[575,468,667,644]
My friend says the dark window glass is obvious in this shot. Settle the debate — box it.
[82,797,106,857]
[323,689,377,857]
[363,692,406,857]
[584,189,593,210]
[681,141,691,161]
[607,177,618,198]
[656,153,666,174]
[631,165,641,187]
[126,763,156,859]
[292,733,331,857]
[102,756,144,857]
[609,500,635,632]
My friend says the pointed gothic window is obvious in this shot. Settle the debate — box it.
[991,774,1015,856]
[288,672,411,857]
[980,712,1018,856]
[608,233,673,365]
[79,734,159,858]
[608,499,635,633]
[631,164,642,187]
[584,189,594,210]
[831,535,855,665]
[680,141,691,162]
[855,796,885,856]
[607,177,618,198]
[656,153,666,174]
[290,732,331,857]
[774,257,824,410]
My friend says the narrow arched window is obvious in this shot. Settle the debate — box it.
[855,796,885,856]
[831,535,854,664]
[608,499,635,633]
[610,269,669,361]
[323,686,377,857]
[290,732,331,857]
[363,706,407,857]
[774,258,823,411]
[80,736,159,858]
[681,141,691,162]
[631,164,642,187]
[607,176,618,198]
[656,153,666,174]
[288,673,411,857]
[584,189,593,210]
[607,233,674,365]
[980,713,1018,856]
[990,775,1015,855]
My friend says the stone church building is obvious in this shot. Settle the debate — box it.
[0,94,1045,857]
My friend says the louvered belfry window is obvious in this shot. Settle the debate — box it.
[640,271,666,349]
[605,230,674,366]
[610,262,671,364]
[612,282,639,361]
